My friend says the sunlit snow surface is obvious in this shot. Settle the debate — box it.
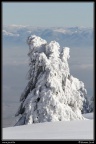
[2,113,93,140]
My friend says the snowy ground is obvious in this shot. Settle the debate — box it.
[83,112,93,119]
[2,113,94,140]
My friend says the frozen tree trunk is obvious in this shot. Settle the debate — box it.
[15,35,87,126]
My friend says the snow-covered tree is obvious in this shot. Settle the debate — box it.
[15,35,87,126]
[89,96,94,112]
[82,96,94,114]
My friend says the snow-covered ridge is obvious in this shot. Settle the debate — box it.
[3,113,93,140]
[15,35,88,126]
[3,25,93,36]
[9,24,29,28]
[3,25,93,48]
[3,30,19,37]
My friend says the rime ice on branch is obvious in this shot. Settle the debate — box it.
[15,35,87,126]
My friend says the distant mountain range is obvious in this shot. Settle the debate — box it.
[3,25,93,48]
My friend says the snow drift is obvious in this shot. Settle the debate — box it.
[3,117,93,140]
[15,35,87,126]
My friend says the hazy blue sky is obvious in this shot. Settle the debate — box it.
[2,2,94,27]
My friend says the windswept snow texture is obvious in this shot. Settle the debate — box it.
[15,35,87,126]
[3,117,93,140]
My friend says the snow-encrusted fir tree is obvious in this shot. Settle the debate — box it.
[82,96,94,114]
[89,96,94,113]
[15,35,87,126]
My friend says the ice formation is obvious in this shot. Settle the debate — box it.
[15,35,87,126]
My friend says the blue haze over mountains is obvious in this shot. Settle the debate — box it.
[3,25,93,48]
